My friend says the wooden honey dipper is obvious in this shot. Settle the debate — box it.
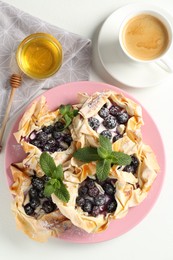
[0,74,22,152]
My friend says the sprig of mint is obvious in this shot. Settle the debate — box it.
[39,152,70,203]
[59,104,78,129]
[73,135,132,181]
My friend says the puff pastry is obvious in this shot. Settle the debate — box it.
[14,96,76,166]
[52,135,159,233]
[10,163,72,242]
[71,91,143,148]
[10,90,160,237]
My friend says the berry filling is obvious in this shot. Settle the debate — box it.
[23,175,57,216]
[28,120,73,153]
[123,155,139,174]
[88,102,130,143]
[76,177,117,217]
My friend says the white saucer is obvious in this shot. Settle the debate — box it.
[98,3,173,88]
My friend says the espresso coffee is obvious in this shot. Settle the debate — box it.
[122,14,169,60]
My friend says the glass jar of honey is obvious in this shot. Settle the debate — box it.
[16,33,63,79]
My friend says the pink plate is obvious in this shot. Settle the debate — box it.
[5,81,165,243]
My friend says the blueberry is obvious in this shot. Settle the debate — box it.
[38,189,45,198]
[76,196,85,207]
[99,204,107,213]
[32,177,44,190]
[54,121,64,131]
[82,200,93,213]
[42,200,56,213]
[53,131,62,140]
[63,134,72,145]
[116,112,129,124]
[112,134,123,142]
[42,125,54,134]
[78,186,88,196]
[95,195,106,206]
[42,175,50,183]
[88,187,99,197]
[23,203,34,216]
[47,138,56,146]
[43,144,52,152]
[83,195,95,204]
[37,132,49,143]
[123,156,139,174]
[109,105,121,116]
[100,130,112,140]
[86,179,95,189]
[42,140,57,153]
[30,139,42,148]
[103,115,117,129]
[103,183,115,196]
[98,107,109,118]
[107,200,117,213]
[30,198,40,209]
[88,117,100,130]
[49,146,58,153]
[91,206,100,217]
[123,165,136,174]
[131,156,139,169]
[29,188,38,199]
[104,194,112,204]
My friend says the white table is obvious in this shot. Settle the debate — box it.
[0,0,173,259]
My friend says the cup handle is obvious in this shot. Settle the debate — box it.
[155,56,173,73]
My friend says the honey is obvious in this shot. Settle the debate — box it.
[16,33,63,79]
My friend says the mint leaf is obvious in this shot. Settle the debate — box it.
[64,114,72,128]
[52,165,64,179]
[73,147,101,162]
[54,181,70,203]
[59,104,71,115]
[39,152,70,203]
[97,146,109,159]
[110,151,132,165]
[54,179,61,189]
[59,104,78,129]
[40,152,56,177]
[47,179,60,189]
[99,135,112,153]
[44,182,56,197]
[49,179,57,185]
[49,179,61,189]
[72,134,131,182]
[73,109,79,116]
[96,159,111,181]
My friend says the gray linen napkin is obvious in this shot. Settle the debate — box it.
[0,1,91,127]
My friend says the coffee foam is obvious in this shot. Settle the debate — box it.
[122,14,169,60]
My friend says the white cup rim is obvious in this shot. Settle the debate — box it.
[119,10,173,63]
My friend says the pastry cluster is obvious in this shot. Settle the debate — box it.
[10,90,159,241]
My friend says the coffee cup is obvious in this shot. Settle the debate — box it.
[119,10,173,72]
